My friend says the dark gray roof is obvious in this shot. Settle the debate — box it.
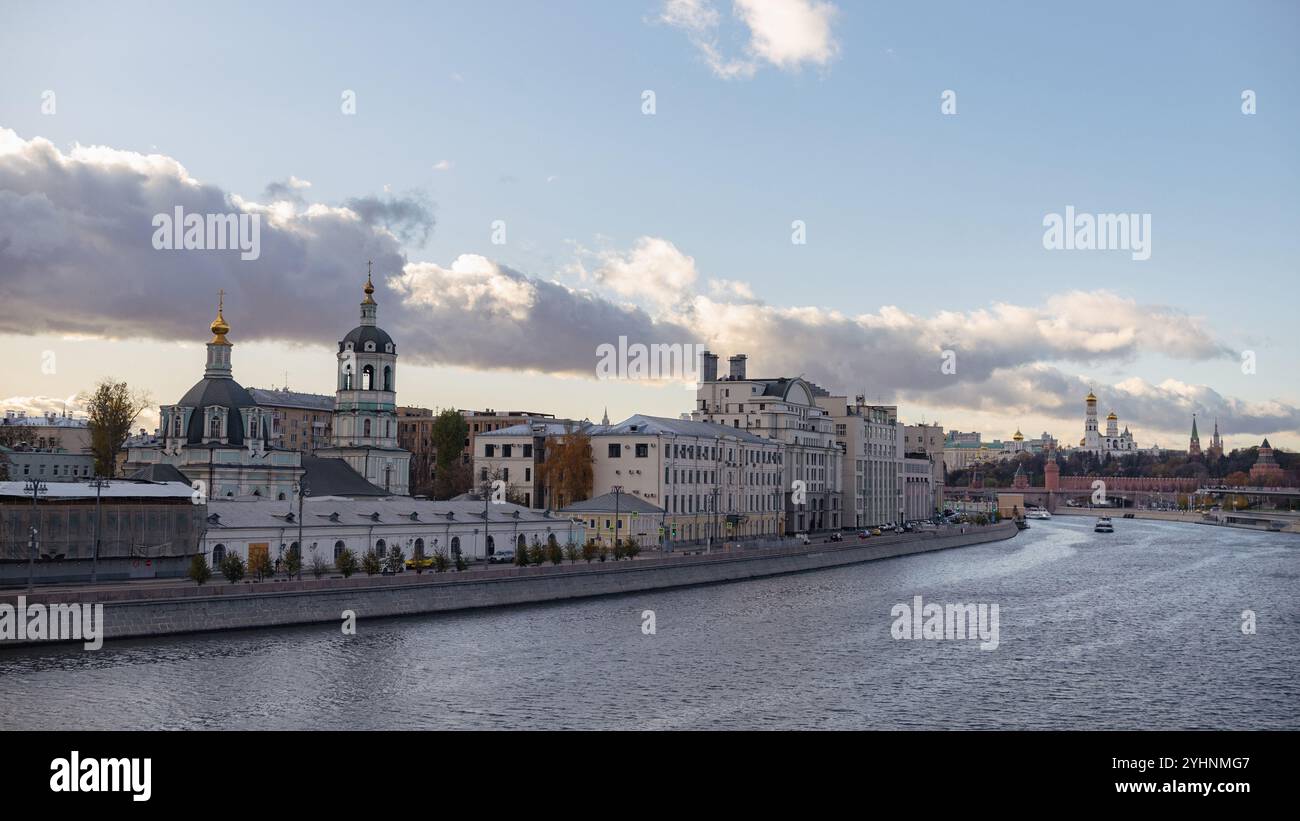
[127,463,191,484]
[340,325,394,352]
[560,492,665,515]
[176,377,257,445]
[301,456,390,498]
[248,387,334,410]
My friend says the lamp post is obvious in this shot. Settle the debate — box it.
[25,478,47,593]
[611,485,623,549]
[89,477,109,584]
[295,478,308,580]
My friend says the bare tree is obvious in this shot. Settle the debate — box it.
[79,379,151,477]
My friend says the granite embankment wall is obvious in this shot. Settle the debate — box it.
[0,524,1018,644]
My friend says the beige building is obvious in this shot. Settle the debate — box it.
[590,414,784,546]
[691,353,842,533]
[904,422,945,512]
[248,388,334,454]
[1,410,92,454]
[818,396,904,528]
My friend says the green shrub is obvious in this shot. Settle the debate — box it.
[362,550,381,576]
[219,551,246,584]
[188,553,212,586]
[336,547,359,578]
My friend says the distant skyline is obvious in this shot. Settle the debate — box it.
[1,1,1297,450]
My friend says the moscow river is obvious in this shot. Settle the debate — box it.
[1,517,1296,730]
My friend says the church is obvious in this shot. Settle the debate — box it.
[126,268,411,499]
[1078,390,1139,457]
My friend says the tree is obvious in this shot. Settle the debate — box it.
[188,553,212,586]
[513,544,529,567]
[362,550,382,576]
[547,540,563,565]
[625,538,641,560]
[430,409,472,500]
[249,551,275,582]
[310,554,331,579]
[336,547,359,578]
[385,545,405,574]
[537,426,593,510]
[283,546,302,577]
[80,379,151,478]
[454,551,468,572]
[564,542,580,563]
[433,547,450,573]
[219,551,246,584]
[528,535,546,566]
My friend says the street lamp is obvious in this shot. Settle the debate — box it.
[89,477,109,584]
[294,478,309,580]
[611,485,623,549]
[24,478,47,593]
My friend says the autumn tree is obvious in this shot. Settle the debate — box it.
[538,426,593,510]
[80,379,150,477]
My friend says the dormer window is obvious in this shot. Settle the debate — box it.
[365,342,375,351]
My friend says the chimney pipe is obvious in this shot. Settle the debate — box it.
[702,351,718,382]
[728,354,747,381]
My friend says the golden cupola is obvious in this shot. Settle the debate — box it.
[210,290,231,344]
[1107,411,1118,420]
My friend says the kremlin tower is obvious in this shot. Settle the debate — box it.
[1188,414,1202,457]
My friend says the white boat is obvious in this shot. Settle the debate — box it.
[1025,509,1051,520]
[1094,517,1114,533]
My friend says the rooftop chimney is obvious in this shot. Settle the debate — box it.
[728,354,747,381]
[702,351,719,382]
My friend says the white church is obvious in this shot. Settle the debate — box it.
[126,269,411,499]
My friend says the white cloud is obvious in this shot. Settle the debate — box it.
[433,160,453,171]
[659,0,840,79]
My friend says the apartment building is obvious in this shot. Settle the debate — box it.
[691,353,842,534]
[904,422,946,512]
[248,388,334,454]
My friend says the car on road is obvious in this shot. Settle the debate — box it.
[795,533,812,545]
[829,532,844,542]
[488,548,516,564]
[857,529,872,539]
[870,528,883,536]
[405,555,434,571]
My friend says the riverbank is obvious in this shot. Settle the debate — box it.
[0,523,1018,645]
[1052,507,1300,534]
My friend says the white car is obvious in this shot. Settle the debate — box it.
[795,533,812,545]
[488,548,516,564]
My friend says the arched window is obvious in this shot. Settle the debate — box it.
[383,366,392,391]
[450,536,461,555]
[414,538,424,558]
[212,544,226,565]
[362,365,374,390]
[517,534,526,550]
[364,419,372,437]
[343,366,352,390]
[334,540,346,560]
[209,415,221,438]
[486,535,495,556]
[375,538,386,556]
[277,492,286,501]
[250,418,258,438]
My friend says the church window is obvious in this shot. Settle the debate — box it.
[364,419,372,437]
[210,415,221,438]
[212,544,226,565]
[383,366,392,391]
[362,365,374,390]
[334,540,346,560]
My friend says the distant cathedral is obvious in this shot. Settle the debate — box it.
[1078,390,1138,457]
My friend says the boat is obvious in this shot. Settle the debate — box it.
[1025,509,1051,520]
[1094,517,1114,533]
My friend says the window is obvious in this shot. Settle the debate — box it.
[361,365,374,390]
[635,443,648,458]
[486,535,496,556]
[334,540,346,560]
[383,366,392,391]
[413,538,424,557]
[517,534,526,550]
[451,536,461,555]
[485,444,496,457]
[364,418,372,437]
[503,467,509,481]
[523,444,533,458]
[524,467,531,481]
[608,444,621,458]
[502,444,513,458]
[375,538,387,555]
[212,544,226,565]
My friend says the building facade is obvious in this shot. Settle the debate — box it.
[692,353,841,533]
[248,388,334,455]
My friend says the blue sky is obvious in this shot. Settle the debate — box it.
[1,0,1297,449]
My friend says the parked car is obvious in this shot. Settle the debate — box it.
[795,533,812,545]
[488,548,515,564]
[405,555,435,571]
[858,529,872,539]
[870,528,883,536]
[829,532,844,542]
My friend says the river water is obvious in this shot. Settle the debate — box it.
[1,517,1296,730]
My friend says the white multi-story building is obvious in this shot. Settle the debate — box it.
[692,353,842,534]
[819,395,903,528]
[475,419,589,509]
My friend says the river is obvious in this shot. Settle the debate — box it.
[1,517,1296,729]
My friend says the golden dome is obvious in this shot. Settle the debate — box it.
[1013,429,1024,441]
[1086,390,1097,402]
[1107,411,1118,420]
[362,262,376,305]
[209,290,231,344]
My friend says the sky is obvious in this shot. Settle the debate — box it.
[0,0,1297,450]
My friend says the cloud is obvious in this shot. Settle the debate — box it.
[0,127,1293,442]
[433,160,453,172]
[659,0,840,79]
[263,175,312,204]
